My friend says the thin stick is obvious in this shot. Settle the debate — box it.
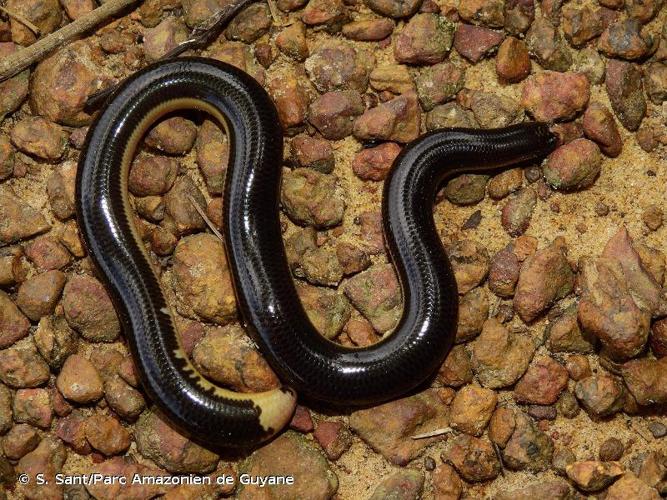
[187,195,224,242]
[0,0,139,82]
[411,427,454,440]
[0,6,40,35]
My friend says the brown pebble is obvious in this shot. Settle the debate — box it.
[56,354,104,404]
[496,37,531,83]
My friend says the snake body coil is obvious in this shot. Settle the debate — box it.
[77,58,558,447]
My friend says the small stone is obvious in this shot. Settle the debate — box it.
[352,142,401,181]
[56,411,90,454]
[0,384,12,434]
[599,18,651,60]
[85,414,131,456]
[86,457,167,499]
[393,14,455,65]
[488,247,520,298]
[11,117,67,161]
[544,139,602,191]
[16,270,66,322]
[488,407,516,448]
[46,161,77,221]
[353,91,421,144]
[344,317,379,347]
[577,257,650,360]
[282,169,345,228]
[128,154,178,196]
[621,357,667,406]
[135,410,219,473]
[574,373,625,417]
[444,174,488,206]
[297,284,351,339]
[459,89,522,128]
[648,422,667,439]
[552,447,576,476]
[573,47,606,85]
[501,187,537,236]
[605,60,646,131]
[350,390,449,465]
[514,355,568,405]
[143,17,188,61]
[276,21,308,61]
[526,17,572,72]
[0,290,29,348]
[556,390,580,418]
[583,102,622,158]
[313,421,352,461]
[651,318,667,357]
[62,274,120,342]
[643,205,664,231]
[415,62,465,111]
[471,318,535,389]
[13,388,52,429]
[443,435,500,482]
[192,324,279,392]
[103,376,145,421]
[0,43,29,120]
[458,0,504,27]
[164,176,206,234]
[645,63,667,105]
[238,432,337,499]
[503,412,554,471]
[449,385,497,436]
[342,17,394,41]
[29,41,102,126]
[453,24,503,63]
[447,240,489,295]
[503,0,534,34]
[368,470,424,500]
[431,464,462,499]
[496,480,572,500]
[496,37,531,83]
[56,354,103,404]
[522,71,590,122]
[16,438,66,500]
[289,405,314,433]
[23,235,70,271]
[456,287,489,342]
[305,40,374,93]
[365,0,423,18]
[226,2,272,43]
[561,3,604,47]
[606,473,661,500]
[437,345,473,387]
[566,460,624,492]
[195,120,228,194]
[514,239,574,323]
[266,68,309,130]
[3,424,40,460]
[0,343,50,388]
[547,304,596,353]
[344,264,401,333]
[369,64,415,95]
[309,91,365,140]
[172,234,236,324]
[145,117,197,155]
[426,102,477,130]
[6,0,61,44]
[599,437,624,461]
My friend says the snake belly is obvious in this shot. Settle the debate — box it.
[77,57,559,447]
[76,58,296,448]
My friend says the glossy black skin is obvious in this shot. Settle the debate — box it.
[77,58,559,447]
[247,121,558,404]
[76,58,295,448]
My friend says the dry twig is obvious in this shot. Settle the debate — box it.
[411,427,454,440]
[188,195,224,242]
[0,5,40,35]
[0,0,139,83]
